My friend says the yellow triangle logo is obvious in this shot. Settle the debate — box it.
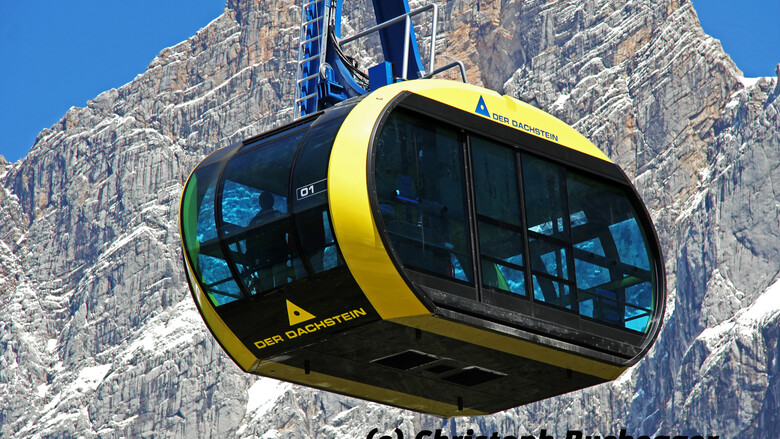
[286,300,315,326]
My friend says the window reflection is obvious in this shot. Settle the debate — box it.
[182,115,351,308]
[532,276,571,309]
[375,111,473,283]
[292,116,347,274]
[567,172,654,332]
[522,155,569,241]
[528,237,573,309]
[522,154,575,309]
[295,207,343,273]
[198,254,244,305]
[373,110,657,333]
[219,127,309,296]
[471,136,526,296]
[180,163,243,306]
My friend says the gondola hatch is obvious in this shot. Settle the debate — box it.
[179,0,665,418]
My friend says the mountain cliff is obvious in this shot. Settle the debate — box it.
[1,0,778,437]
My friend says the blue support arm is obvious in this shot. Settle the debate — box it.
[371,1,425,80]
[295,0,428,117]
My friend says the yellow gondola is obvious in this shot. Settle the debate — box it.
[179,79,665,417]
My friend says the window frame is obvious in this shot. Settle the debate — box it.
[215,122,314,299]
[368,93,665,359]
[181,103,359,313]
[372,109,476,289]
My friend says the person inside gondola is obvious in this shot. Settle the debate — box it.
[246,191,292,293]
[251,191,281,225]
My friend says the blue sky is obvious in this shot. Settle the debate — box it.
[1,1,778,164]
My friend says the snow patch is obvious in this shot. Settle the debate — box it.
[101,225,161,260]
[699,277,780,344]
[123,301,201,360]
[725,96,740,110]
[664,287,677,322]
[246,378,290,414]
[676,187,708,224]
[43,410,80,428]
[37,382,49,398]
[71,364,112,392]
[553,93,570,108]
[236,378,291,436]
[736,278,780,325]
[113,414,138,427]
[739,76,773,89]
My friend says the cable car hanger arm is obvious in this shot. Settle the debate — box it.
[294,0,466,118]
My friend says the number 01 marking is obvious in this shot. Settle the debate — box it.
[296,179,327,200]
[299,184,314,198]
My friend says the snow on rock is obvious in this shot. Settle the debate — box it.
[700,278,780,345]
[0,0,779,437]
[73,364,112,392]
[245,379,291,415]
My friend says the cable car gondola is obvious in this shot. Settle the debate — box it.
[179,79,665,416]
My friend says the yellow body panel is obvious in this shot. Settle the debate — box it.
[416,85,610,162]
[329,79,623,378]
[330,79,611,321]
[180,79,640,416]
[328,89,431,320]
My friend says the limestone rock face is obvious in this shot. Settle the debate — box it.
[1,0,778,437]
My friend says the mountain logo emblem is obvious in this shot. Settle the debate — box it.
[286,300,315,326]
[475,96,490,118]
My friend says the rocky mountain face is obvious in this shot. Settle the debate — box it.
[1,0,778,437]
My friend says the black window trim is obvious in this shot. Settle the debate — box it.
[367,92,666,360]
[207,102,359,304]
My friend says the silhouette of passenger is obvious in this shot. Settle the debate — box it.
[251,191,281,226]
[246,191,291,292]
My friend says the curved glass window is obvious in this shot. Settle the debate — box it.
[181,108,355,309]
[471,136,526,295]
[375,111,473,283]
[218,126,309,296]
[373,106,660,335]
[181,161,243,306]
[522,154,575,310]
[567,172,655,332]
[292,117,346,274]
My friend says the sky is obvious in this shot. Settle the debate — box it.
[1,1,778,164]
